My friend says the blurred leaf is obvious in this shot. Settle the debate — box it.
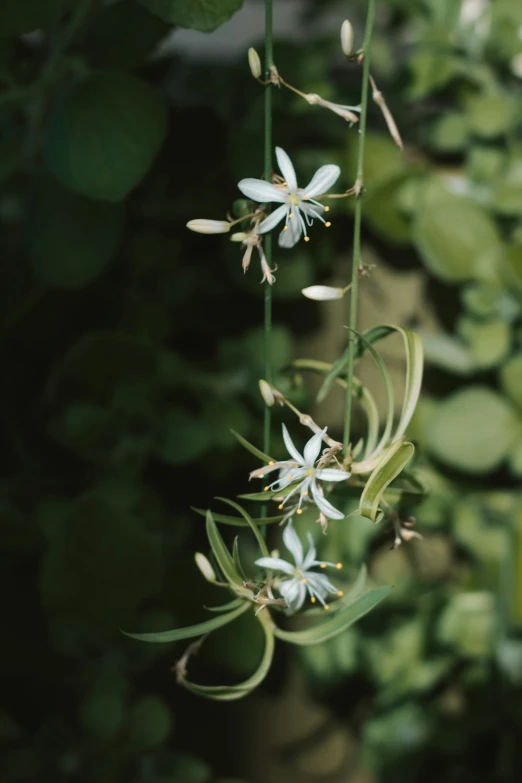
[0,0,70,36]
[414,194,502,282]
[230,430,271,463]
[206,509,243,588]
[139,0,244,32]
[273,587,390,645]
[82,0,170,70]
[79,690,126,740]
[45,72,167,202]
[420,331,476,375]
[431,112,470,152]
[500,354,522,411]
[426,386,519,473]
[437,592,495,658]
[25,177,123,287]
[459,317,510,369]
[128,695,172,747]
[408,51,460,98]
[192,506,284,527]
[465,91,516,139]
[156,409,211,464]
[124,601,249,643]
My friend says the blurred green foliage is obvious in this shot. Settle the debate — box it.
[1,0,522,781]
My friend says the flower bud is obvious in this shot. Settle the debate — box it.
[302,285,345,301]
[230,231,249,242]
[248,47,262,79]
[186,219,231,234]
[259,379,275,406]
[341,19,354,57]
[195,552,216,582]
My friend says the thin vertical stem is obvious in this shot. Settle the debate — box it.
[263,0,273,462]
[343,0,376,454]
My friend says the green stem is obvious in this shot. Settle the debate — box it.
[343,0,376,455]
[263,0,273,464]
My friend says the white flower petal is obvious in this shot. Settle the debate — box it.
[316,468,351,482]
[255,556,295,575]
[275,147,298,192]
[278,212,302,248]
[299,202,325,217]
[258,204,288,233]
[301,533,317,570]
[282,424,305,464]
[283,521,304,567]
[303,427,326,466]
[238,178,287,203]
[279,578,306,612]
[275,466,307,490]
[306,572,338,595]
[311,481,345,520]
[302,164,341,198]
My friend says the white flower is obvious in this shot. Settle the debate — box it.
[250,424,350,520]
[255,521,342,613]
[186,219,231,234]
[238,147,340,248]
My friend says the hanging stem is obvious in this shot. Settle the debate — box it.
[343,0,376,455]
[263,0,273,463]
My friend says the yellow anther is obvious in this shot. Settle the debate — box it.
[301,578,307,584]
[296,508,303,515]
[268,460,275,466]
[324,604,330,611]
[278,504,284,510]
[289,212,294,218]
[337,590,344,597]
[324,205,330,212]
[325,221,332,228]
[264,486,270,491]
[320,563,327,568]
[311,596,316,603]
[336,562,343,570]
[303,195,309,200]
[283,225,289,231]
[303,490,309,496]
[304,236,310,242]
[287,474,293,480]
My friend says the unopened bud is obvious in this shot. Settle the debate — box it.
[302,285,346,301]
[230,231,249,242]
[187,219,231,234]
[248,47,262,79]
[259,379,275,406]
[341,20,354,57]
[195,552,216,582]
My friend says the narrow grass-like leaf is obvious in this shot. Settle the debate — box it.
[191,506,285,527]
[216,497,270,558]
[123,601,250,643]
[232,536,247,581]
[358,441,415,522]
[231,430,272,463]
[204,598,244,613]
[180,611,275,701]
[392,328,424,441]
[272,586,389,646]
[206,510,243,587]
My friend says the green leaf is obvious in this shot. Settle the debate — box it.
[500,354,522,411]
[431,113,470,152]
[459,317,510,369]
[191,507,285,527]
[426,386,519,473]
[230,430,272,463]
[205,510,243,588]
[272,587,390,646]
[0,0,70,36]
[203,598,244,614]
[465,92,516,139]
[45,72,166,202]
[156,409,211,464]
[413,194,502,282]
[420,331,476,375]
[180,612,275,701]
[25,177,123,287]
[214,498,269,558]
[358,442,415,521]
[123,601,249,643]
[139,0,244,32]
[128,695,172,748]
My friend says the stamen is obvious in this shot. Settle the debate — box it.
[268,460,275,466]
[337,590,344,597]
[287,474,293,480]
[324,206,330,212]
[324,604,330,611]
[301,578,307,584]
[283,225,289,231]
[264,486,270,491]
[304,237,310,242]
[311,596,316,603]
[320,564,327,569]
[336,562,343,570]
[289,212,294,218]
[278,504,284,510]
[303,195,309,200]
[325,222,331,228]
[296,508,303,515]
[303,490,309,496]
